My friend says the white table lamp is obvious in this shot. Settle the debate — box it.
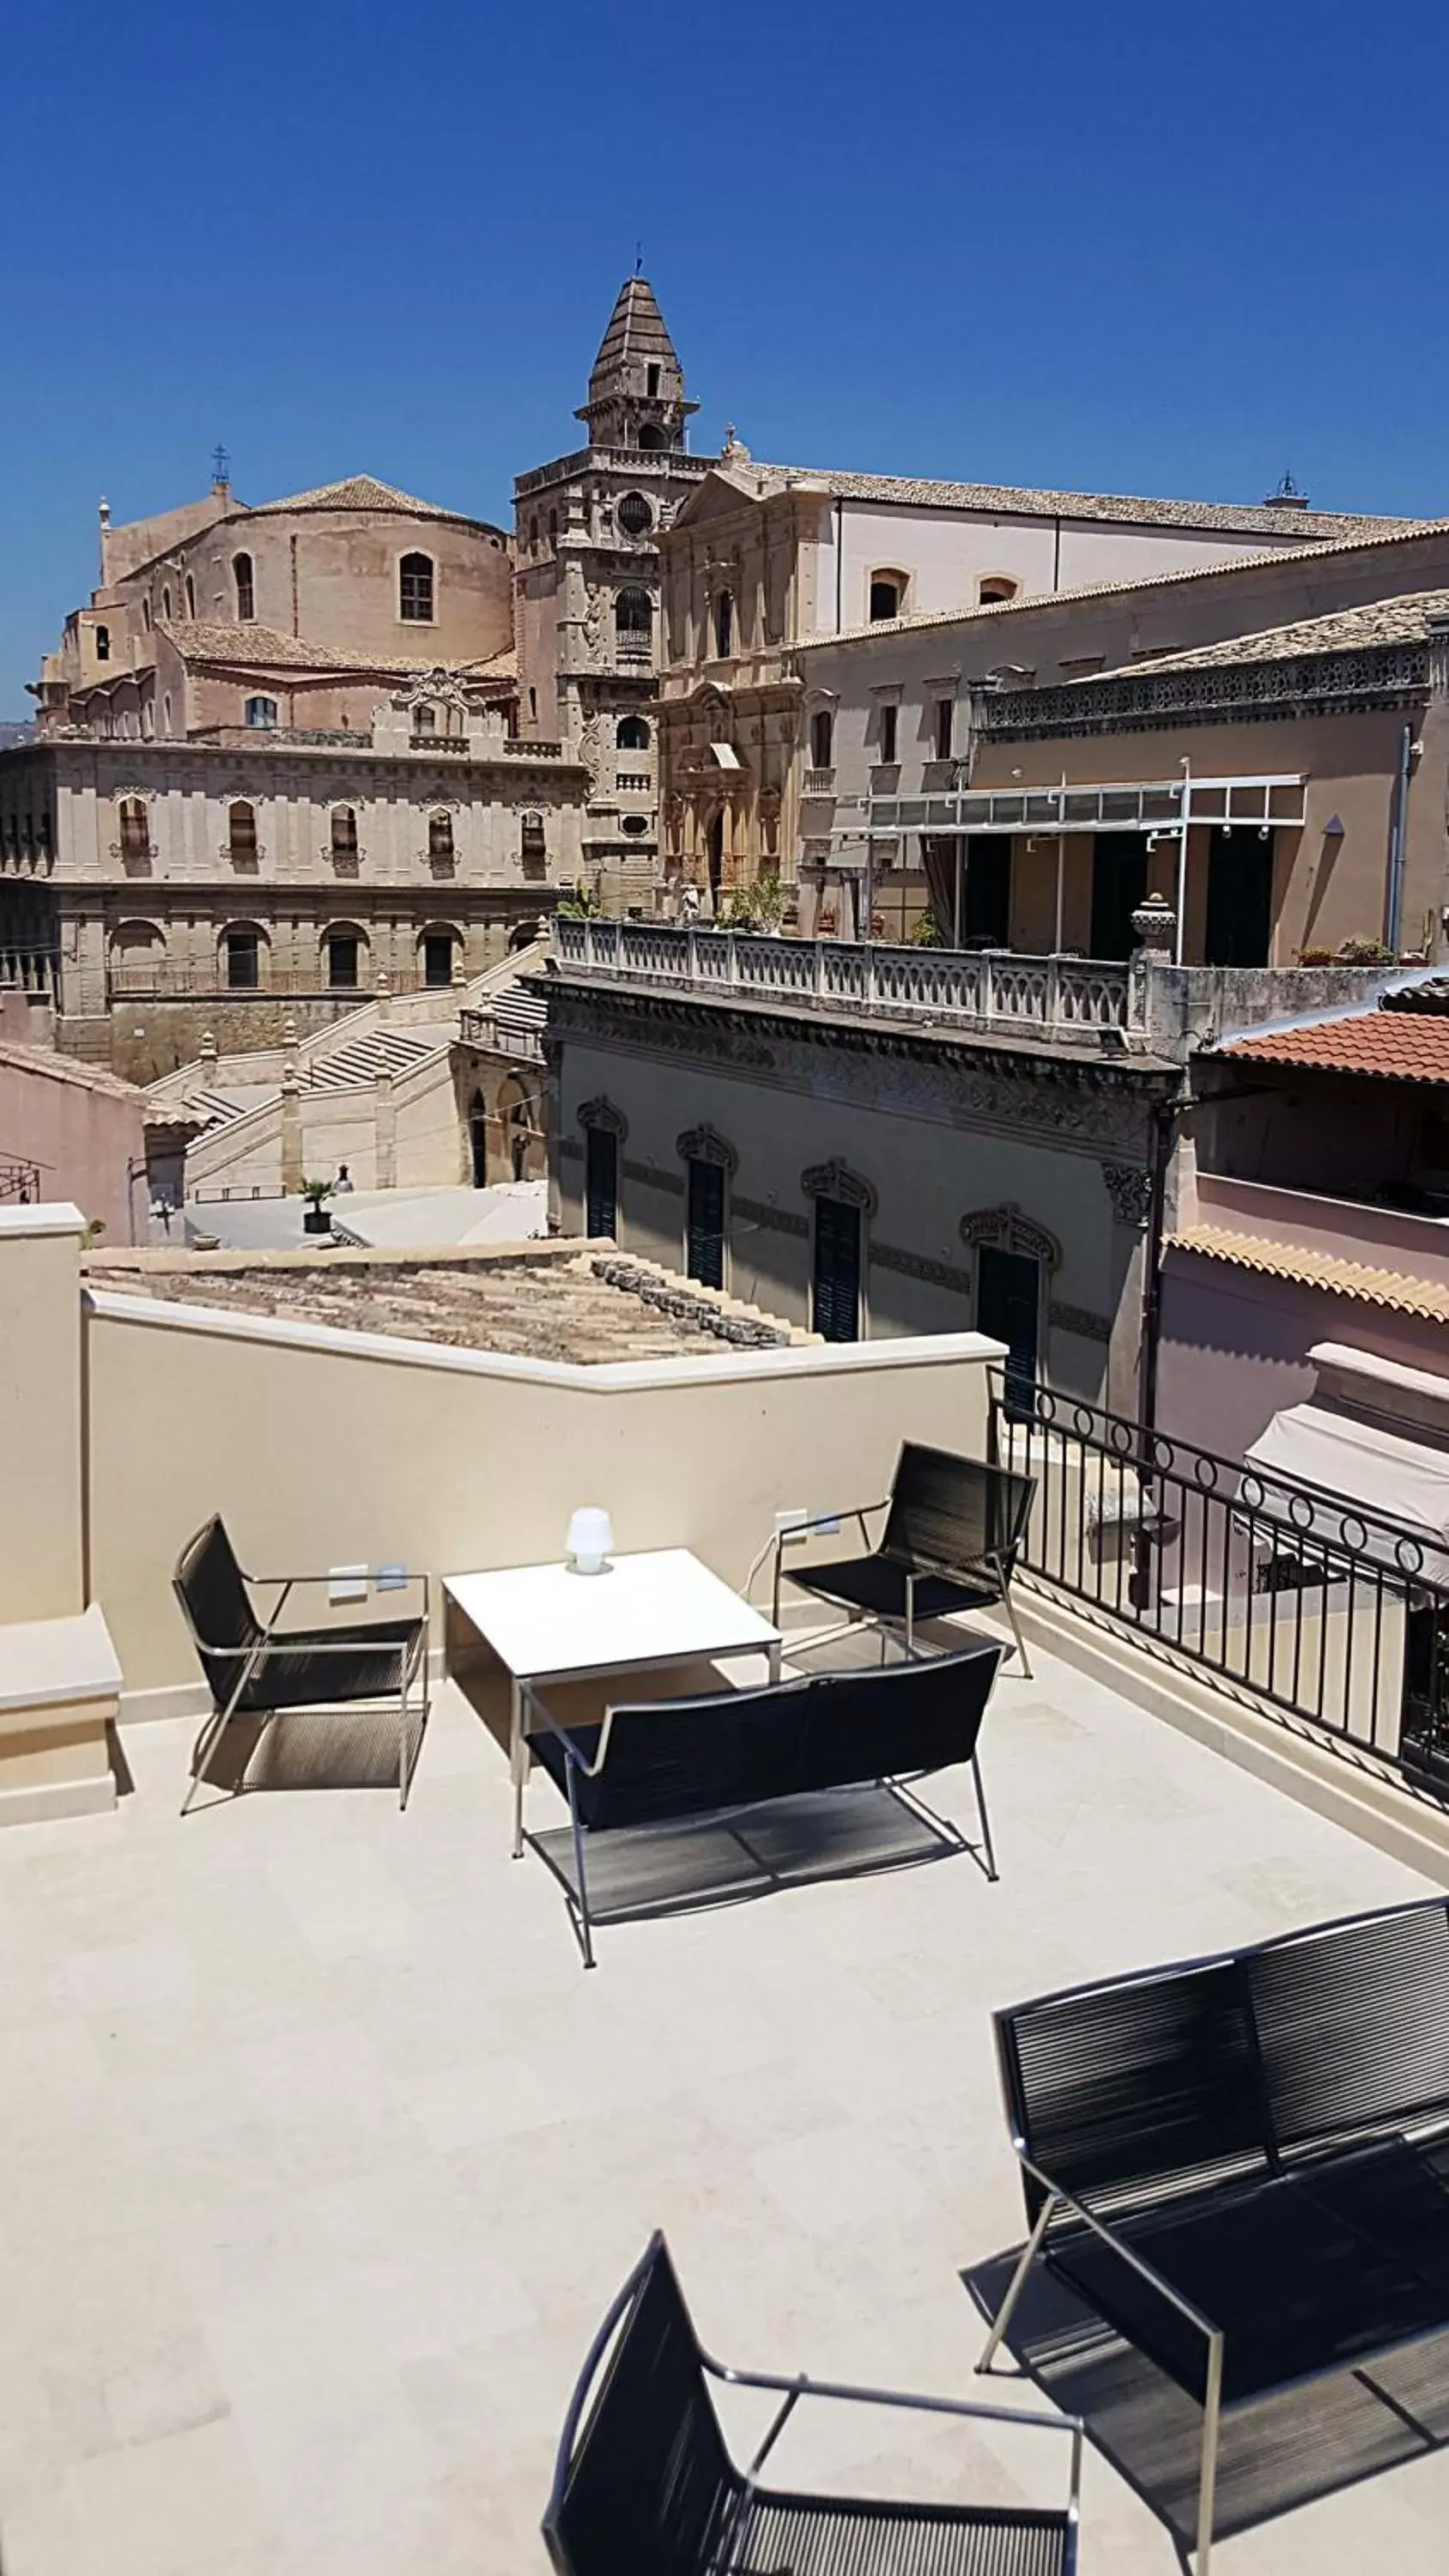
[566,1506,614,1576]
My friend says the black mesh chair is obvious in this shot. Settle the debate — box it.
[525,1641,1003,1966]
[173,1515,429,1814]
[544,2232,1082,2575]
[766,1441,1036,1671]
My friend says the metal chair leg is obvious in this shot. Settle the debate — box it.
[1000,1577,1033,1679]
[566,1765,595,1970]
[1196,2335,1224,2571]
[977,2190,1058,2372]
[972,1751,998,1883]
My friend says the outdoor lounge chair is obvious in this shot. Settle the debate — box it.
[174,1514,429,1814]
[979,1895,1449,2571]
[764,1440,1036,1671]
[544,2230,1082,2575]
[523,1638,1002,1965]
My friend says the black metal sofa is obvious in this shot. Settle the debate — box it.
[767,1440,1036,1670]
[174,1515,429,1814]
[544,2230,1082,2575]
[980,1894,1449,2570]
[524,1637,1003,1965]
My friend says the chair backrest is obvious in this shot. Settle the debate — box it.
[173,1516,261,1707]
[543,2233,737,2576]
[882,1442,1035,1579]
[1248,1898,1449,2159]
[583,1643,1002,1833]
[997,1955,1270,2219]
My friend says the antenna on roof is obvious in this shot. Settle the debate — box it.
[634,242,643,275]
[211,442,230,494]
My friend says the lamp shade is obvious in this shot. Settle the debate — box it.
[567,1506,614,1574]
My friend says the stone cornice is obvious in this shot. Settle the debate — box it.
[979,642,1432,742]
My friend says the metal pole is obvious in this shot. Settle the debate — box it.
[1054,775,1067,951]
[1175,758,1191,965]
[1385,721,1413,954]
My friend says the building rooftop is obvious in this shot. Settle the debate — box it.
[247,473,501,532]
[1170,1220,1449,1320]
[88,1242,807,1363]
[155,620,510,681]
[0,1610,1437,2573]
[1092,585,1449,679]
[721,456,1410,542]
[1217,1001,1449,1086]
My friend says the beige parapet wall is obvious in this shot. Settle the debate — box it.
[69,1257,998,1714]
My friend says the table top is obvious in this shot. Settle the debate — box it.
[441,1548,780,1683]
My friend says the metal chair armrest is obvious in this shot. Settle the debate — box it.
[703,2354,1082,2502]
[1016,2149,1223,2342]
[256,1574,429,1642]
[518,1680,609,1777]
[744,1502,890,1601]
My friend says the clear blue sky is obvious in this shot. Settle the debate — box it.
[4,0,1446,709]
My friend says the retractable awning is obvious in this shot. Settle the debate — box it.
[1243,1401,1449,1577]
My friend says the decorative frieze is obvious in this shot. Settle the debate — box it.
[1100,1161,1154,1227]
[576,1094,627,1139]
[1047,1297,1113,1344]
[959,1203,1062,1269]
[982,643,1432,741]
[800,1157,877,1214]
[732,1194,809,1239]
[621,1157,684,1196]
[870,1242,973,1296]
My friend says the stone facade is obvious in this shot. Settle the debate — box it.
[512,279,714,909]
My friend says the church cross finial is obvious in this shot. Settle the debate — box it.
[211,441,230,489]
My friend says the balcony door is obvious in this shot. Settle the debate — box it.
[685,1157,725,1289]
[812,1195,861,1342]
[1089,832,1147,960]
[585,1128,617,1240]
[976,1244,1040,1418]
[1204,826,1274,968]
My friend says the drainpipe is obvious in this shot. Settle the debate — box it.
[1384,721,1414,954]
[834,499,843,632]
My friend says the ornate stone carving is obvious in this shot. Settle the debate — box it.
[800,1157,876,1214]
[1100,1161,1154,1226]
[577,1095,627,1139]
[870,1242,973,1296]
[1047,1298,1113,1344]
[676,1122,737,1173]
[959,1203,1062,1269]
[733,1194,809,1239]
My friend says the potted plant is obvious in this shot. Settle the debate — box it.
[300,1176,333,1236]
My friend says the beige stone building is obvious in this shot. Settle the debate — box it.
[512,277,713,908]
[6,474,587,1075]
[654,457,1410,908]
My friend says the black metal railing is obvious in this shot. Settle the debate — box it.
[990,1379,1449,1796]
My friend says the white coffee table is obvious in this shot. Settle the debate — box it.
[440,1548,783,1850]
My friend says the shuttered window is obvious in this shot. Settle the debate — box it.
[585,1128,618,1240]
[812,1195,861,1343]
[686,1158,725,1289]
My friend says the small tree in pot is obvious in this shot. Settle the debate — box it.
[300,1176,334,1236]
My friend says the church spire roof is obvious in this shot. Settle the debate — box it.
[577,276,697,448]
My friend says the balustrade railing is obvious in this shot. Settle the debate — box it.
[991,1379,1449,1794]
[0,947,59,997]
[550,918,1132,1040]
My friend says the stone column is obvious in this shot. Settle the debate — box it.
[375,1066,397,1190]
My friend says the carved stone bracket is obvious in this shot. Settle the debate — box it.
[1100,1162,1153,1227]
[800,1157,877,1215]
[676,1122,737,1174]
[577,1095,627,1139]
[959,1202,1062,1270]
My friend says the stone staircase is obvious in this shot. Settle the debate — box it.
[301,1026,451,1094]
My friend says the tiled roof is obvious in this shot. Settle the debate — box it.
[0,1040,145,1102]
[157,619,475,676]
[791,518,1449,651]
[736,459,1408,541]
[1171,1222,1449,1322]
[1092,587,1449,679]
[589,277,680,381]
[250,475,489,525]
[1218,1007,1449,1086]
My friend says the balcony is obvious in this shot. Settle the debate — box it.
[803,767,836,797]
[615,770,651,793]
[410,731,470,755]
[2,1203,1447,2573]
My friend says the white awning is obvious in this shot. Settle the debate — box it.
[707,742,741,770]
[1244,1401,1449,1576]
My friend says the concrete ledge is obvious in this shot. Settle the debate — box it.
[1016,1580,1449,1886]
[0,1771,116,1828]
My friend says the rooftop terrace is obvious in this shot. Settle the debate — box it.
[0,1613,1440,2575]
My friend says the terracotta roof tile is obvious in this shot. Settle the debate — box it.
[740,459,1408,542]
[1091,586,1449,680]
[1171,1223,1449,1321]
[249,474,494,526]
[157,619,478,677]
[1217,1009,1449,1086]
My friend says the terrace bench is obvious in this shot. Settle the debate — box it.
[980,1895,1449,2570]
[544,2230,1082,2575]
[524,1637,1003,1965]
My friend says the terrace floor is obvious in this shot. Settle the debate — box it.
[0,1615,1444,2576]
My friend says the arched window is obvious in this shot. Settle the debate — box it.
[979,576,1018,605]
[227,800,258,866]
[637,424,666,452]
[413,702,436,735]
[617,490,652,537]
[330,806,359,869]
[233,553,254,621]
[809,708,834,770]
[615,714,650,750]
[161,586,173,621]
[94,623,110,662]
[141,598,152,633]
[141,702,154,738]
[520,811,546,867]
[869,572,907,623]
[185,574,196,618]
[163,692,173,735]
[245,695,277,730]
[117,797,150,862]
[549,509,558,545]
[615,586,652,636]
[324,927,362,989]
[529,516,539,548]
[399,552,434,622]
[713,591,734,659]
[428,810,454,865]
